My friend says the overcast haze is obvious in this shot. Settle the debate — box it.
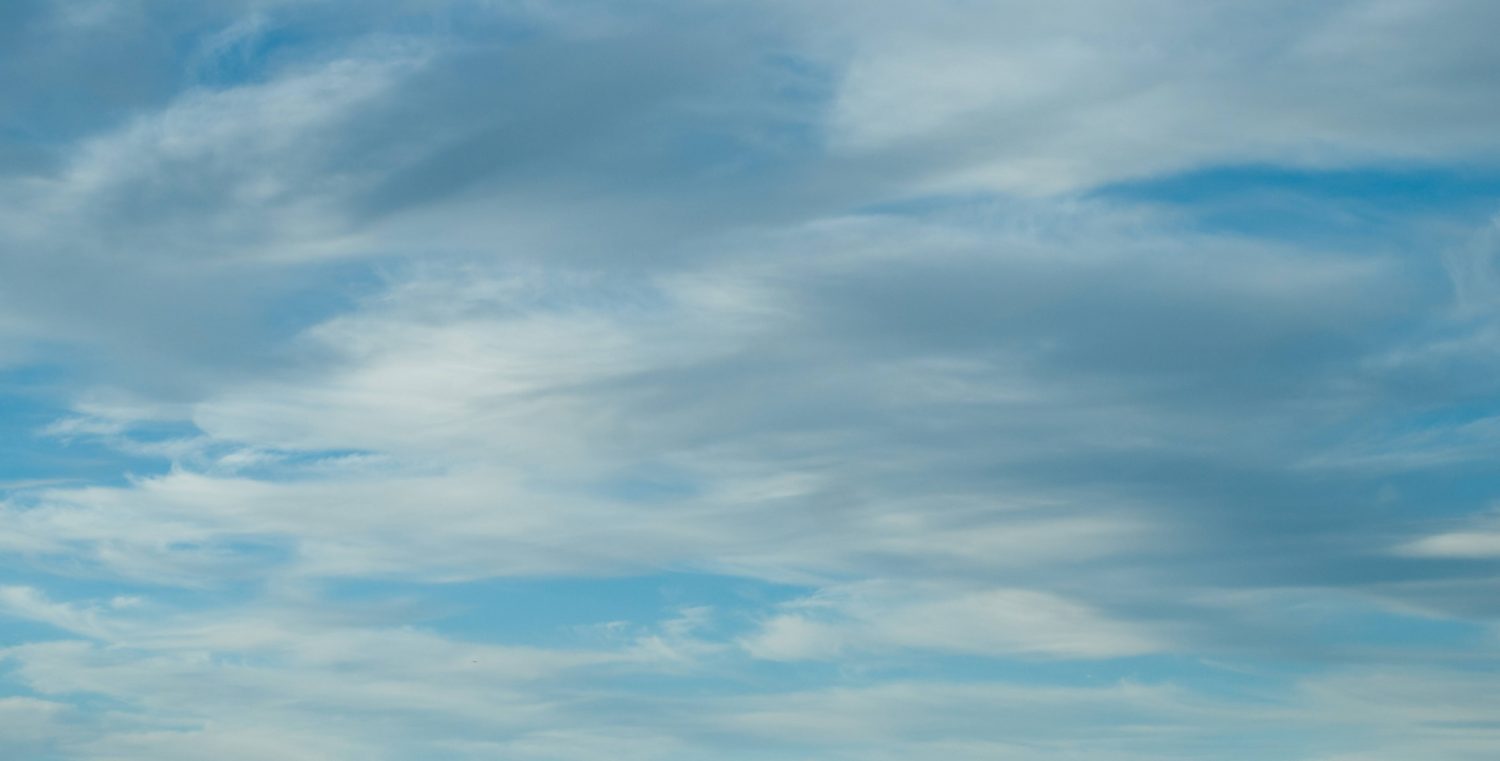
[4,1,1500,759]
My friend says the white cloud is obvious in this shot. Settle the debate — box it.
[800,0,1500,194]
[741,581,1164,660]
[3,46,419,264]
[1399,510,1500,558]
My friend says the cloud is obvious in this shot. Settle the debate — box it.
[3,1,1500,759]
[741,581,1164,660]
[800,0,1500,194]
[1399,509,1500,558]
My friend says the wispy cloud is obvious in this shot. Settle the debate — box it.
[1,1,1499,759]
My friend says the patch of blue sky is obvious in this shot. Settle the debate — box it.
[0,362,380,484]
[1093,164,1500,244]
[0,615,83,648]
[322,572,809,648]
[856,167,1500,258]
[182,22,311,89]
[1103,165,1500,209]
[1334,608,1491,652]
[0,386,169,490]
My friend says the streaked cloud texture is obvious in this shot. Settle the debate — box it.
[3,1,1500,758]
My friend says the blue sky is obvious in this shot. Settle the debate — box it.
[2,1,1500,759]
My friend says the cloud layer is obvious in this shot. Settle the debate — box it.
[2,1,1500,759]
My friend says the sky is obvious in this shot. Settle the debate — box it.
[2,1,1500,759]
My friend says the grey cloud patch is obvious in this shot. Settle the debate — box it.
[6,198,1489,656]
